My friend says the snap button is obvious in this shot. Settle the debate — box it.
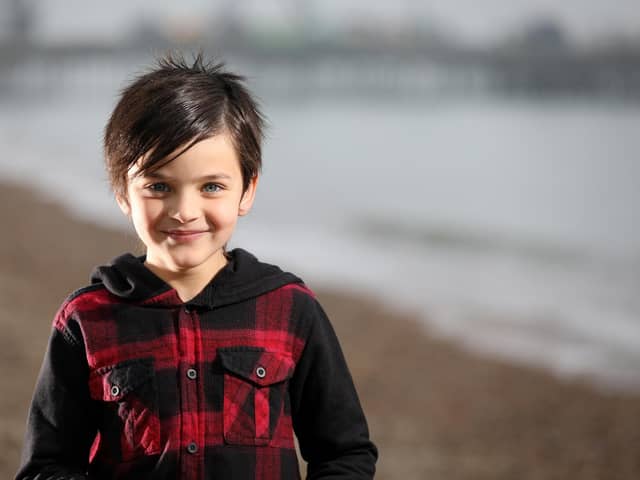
[184,306,192,314]
[186,442,198,454]
[186,368,198,380]
[256,366,266,379]
[110,385,120,397]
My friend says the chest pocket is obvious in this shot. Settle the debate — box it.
[89,358,161,462]
[218,348,295,446]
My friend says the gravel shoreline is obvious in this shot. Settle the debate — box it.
[2,182,639,479]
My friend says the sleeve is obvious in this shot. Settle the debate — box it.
[15,316,97,480]
[289,298,378,479]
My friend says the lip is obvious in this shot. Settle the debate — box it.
[162,229,209,242]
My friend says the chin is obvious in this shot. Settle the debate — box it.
[167,250,224,272]
[168,256,206,271]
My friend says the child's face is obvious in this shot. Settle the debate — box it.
[116,133,257,276]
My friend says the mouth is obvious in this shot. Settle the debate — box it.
[162,229,209,242]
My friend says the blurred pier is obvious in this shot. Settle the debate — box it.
[1,42,639,101]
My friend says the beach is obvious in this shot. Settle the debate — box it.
[2,181,639,480]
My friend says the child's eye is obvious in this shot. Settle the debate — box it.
[146,182,170,193]
[202,183,222,193]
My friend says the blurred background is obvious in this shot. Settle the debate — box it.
[1,1,639,478]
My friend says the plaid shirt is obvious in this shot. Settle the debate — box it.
[16,249,377,479]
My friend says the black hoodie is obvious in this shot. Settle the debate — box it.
[16,248,377,479]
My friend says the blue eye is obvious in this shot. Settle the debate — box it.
[147,183,170,193]
[203,183,221,193]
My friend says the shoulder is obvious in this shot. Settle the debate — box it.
[266,280,332,336]
[53,282,117,331]
[235,249,323,316]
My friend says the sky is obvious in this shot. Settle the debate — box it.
[4,0,640,46]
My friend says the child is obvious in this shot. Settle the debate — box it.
[16,53,377,479]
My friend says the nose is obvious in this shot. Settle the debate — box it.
[168,190,200,223]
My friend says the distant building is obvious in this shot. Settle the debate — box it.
[4,0,36,45]
[510,18,570,54]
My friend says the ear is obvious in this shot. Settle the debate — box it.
[115,193,131,217]
[238,175,258,216]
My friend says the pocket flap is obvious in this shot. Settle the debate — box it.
[217,348,294,387]
[89,358,155,401]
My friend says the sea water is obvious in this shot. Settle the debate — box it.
[1,85,639,392]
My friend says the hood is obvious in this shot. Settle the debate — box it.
[90,248,302,309]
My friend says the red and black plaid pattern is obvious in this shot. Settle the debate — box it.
[57,282,310,479]
[17,250,377,480]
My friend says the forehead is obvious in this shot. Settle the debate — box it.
[130,133,240,179]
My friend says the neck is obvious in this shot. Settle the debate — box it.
[144,254,228,303]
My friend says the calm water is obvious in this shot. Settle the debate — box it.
[1,89,639,391]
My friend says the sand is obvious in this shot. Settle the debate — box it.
[1,181,639,479]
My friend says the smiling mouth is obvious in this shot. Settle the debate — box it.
[166,230,208,235]
[163,230,209,241]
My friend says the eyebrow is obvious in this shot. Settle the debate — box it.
[143,172,233,181]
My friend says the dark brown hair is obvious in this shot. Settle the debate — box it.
[104,52,265,196]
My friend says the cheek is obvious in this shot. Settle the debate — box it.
[131,201,164,230]
[205,203,239,226]
[215,209,240,228]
